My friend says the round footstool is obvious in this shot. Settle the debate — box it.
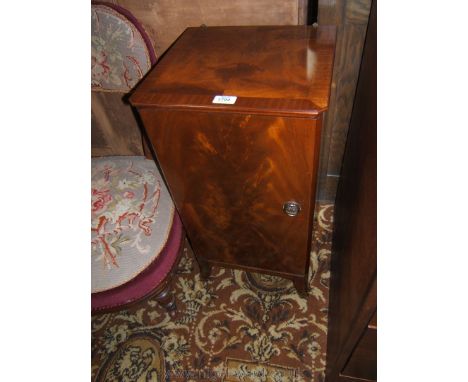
[91,156,183,315]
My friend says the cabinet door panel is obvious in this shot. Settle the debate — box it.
[139,109,321,275]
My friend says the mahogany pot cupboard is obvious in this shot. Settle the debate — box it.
[130,25,336,296]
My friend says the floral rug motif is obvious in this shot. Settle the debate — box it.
[92,203,334,382]
[94,333,165,381]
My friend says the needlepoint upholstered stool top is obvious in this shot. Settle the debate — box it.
[91,156,175,293]
[91,157,183,313]
[91,2,156,92]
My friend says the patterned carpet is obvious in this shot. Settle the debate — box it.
[91,203,333,382]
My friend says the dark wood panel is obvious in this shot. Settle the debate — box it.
[325,20,370,174]
[318,0,338,25]
[316,0,371,202]
[139,109,321,278]
[335,374,375,382]
[325,1,376,381]
[342,328,377,380]
[368,311,377,329]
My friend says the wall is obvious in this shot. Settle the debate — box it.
[115,0,307,57]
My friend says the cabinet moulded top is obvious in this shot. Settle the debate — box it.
[130,25,336,118]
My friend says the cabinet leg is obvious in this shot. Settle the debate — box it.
[292,277,308,299]
[198,259,211,280]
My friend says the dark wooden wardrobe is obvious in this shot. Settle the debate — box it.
[325,1,377,381]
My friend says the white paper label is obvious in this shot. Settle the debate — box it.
[212,95,237,105]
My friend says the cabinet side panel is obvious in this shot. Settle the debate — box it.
[139,109,320,276]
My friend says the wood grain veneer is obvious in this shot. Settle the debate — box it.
[131,26,336,114]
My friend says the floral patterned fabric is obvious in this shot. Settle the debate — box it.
[92,204,334,382]
[92,157,175,293]
[91,3,154,91]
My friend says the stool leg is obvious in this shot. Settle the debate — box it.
[153,279,176,317]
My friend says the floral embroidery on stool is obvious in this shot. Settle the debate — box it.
[91,3,156,92]
[91,157,174,293]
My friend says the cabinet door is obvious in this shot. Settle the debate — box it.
[139,109,322,276]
